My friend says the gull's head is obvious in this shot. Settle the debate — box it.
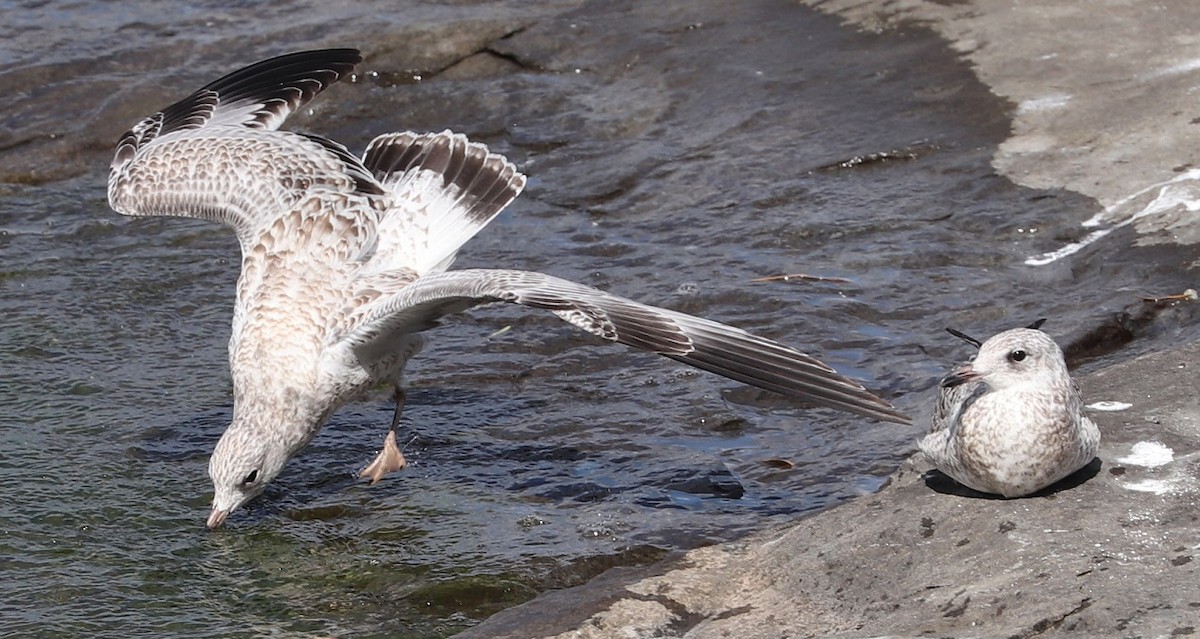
[206,422,290,530]
[941,328,1067,392]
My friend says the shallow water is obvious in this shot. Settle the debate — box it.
[2,1,1199,637]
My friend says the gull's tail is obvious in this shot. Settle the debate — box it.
[361,130,526,274]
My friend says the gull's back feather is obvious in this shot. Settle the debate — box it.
[929,372,981,435]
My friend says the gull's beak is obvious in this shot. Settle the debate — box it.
[941,363,986,388]
[206,507,229,530]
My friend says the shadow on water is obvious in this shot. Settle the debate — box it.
[2,0,1200,637]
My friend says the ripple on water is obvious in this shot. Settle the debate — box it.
[4,1,1200,637]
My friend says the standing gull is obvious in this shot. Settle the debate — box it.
[920,325,1100,497]
[107,48,910,529]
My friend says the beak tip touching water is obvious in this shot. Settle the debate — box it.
[206,508,229,530]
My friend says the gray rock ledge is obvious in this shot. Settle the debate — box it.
[801,0,1200,255]
[458,339,1200,638]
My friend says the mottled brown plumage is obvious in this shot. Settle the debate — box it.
[109,49,910,529]
[920,328,1099,497]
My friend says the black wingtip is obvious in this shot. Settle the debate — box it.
[203,48,363,96]
[945,327,982,349]
[154,48,363,139]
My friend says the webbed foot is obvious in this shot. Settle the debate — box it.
[360,430,407,485]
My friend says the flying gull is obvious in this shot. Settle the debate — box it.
[920,323,1099,497]
[107,48,910,529]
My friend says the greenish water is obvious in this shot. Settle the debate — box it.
[2,1,1199,637]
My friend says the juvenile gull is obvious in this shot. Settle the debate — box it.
[107,49,910,529]
[919,326,1100,497]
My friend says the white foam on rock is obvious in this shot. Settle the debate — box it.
[1117,441,1175,468]
[1088,401,1133,412]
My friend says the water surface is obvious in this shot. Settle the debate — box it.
[2,1,1199,637]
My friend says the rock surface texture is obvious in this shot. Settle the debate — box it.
[456,2,1200,635]
[459,338,1200,637]
[456,2,1200,636]
[803,0,1200,255]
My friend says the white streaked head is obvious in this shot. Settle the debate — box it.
[205,417,293,529]
[941,328,1068,392]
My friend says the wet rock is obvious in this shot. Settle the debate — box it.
[0,3,569,185]
[439,52,525,82]
[663,468,744,500]
[360,17,533,79]
[802,0,1200,253]
[455,339,1200,637]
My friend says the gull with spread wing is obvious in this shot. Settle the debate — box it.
[107,49,910,529]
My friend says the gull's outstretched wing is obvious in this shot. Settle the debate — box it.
[107,49,376,245]
[113,48,362,163]
[334,268,911,424]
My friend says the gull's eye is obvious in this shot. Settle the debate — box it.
[241,469,259,486]
[1008,349,1027,363]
